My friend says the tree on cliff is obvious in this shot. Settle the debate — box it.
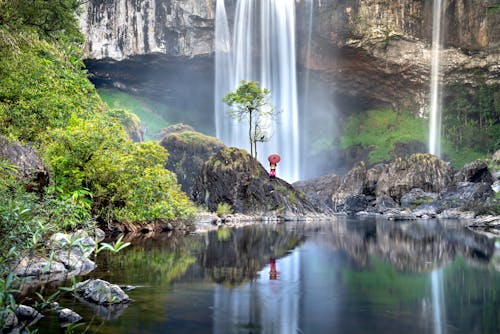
[223,80,278,163]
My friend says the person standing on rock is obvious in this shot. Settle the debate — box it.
[268,154,280,180]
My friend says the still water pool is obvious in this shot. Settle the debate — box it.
[38,217,500,333]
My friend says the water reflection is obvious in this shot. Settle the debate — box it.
[37,218,499,333]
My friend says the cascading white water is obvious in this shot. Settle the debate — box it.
[215,0,300,182]
[428,0,444,157]
[214,0,233,142]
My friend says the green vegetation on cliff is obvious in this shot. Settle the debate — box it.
[340,109,427,164]
[99,88,169,140]
[339,100,497,168]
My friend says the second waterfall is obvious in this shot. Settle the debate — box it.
[215,0,300,182]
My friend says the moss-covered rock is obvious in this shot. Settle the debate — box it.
[159,125,225,198]
[193,148,317,216]
[375,153,455,202]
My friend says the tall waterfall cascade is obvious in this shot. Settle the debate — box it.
[428,0,444,157]
[215,0,300,182]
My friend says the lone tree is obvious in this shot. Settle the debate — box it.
[223,80,279,162]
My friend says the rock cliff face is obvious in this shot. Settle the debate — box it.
[79,0,215,60]
[299,0,500,109]
[80,0,499,113]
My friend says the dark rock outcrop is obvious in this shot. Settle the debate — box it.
[160,124,225,198]
[293,173,340,212]
[375,154,455,202]
[400,188,439,209]
[0,136,49,191]
[454,160,493,184]
[193,147,318,217]
[297,153,498,223]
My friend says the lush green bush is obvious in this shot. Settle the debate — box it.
[443,83,499,157]
[0,28,102,144]
[44,116,195,223]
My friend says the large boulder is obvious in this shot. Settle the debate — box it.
[0,136,49,191]
[193,148,318,216]
[332,161,368,211]
[160,125,225,198]
[375,154,455,202]
[454,160,493,184]
[292,173,340,212]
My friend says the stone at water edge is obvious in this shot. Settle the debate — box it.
[75,279,131,305]
[58,308,83,327]
[13,255,67,277]
[375,153,455,202]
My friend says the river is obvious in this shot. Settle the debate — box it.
[37,217,500,333]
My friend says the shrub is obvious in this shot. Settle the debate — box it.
[44,116,196,223]
[0,29,102,143]
[216,203,233,217]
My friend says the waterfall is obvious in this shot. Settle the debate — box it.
[428,0,444,157]
[214,0,233,143]
[215,0,300,182]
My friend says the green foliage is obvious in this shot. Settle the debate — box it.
[339,109,427,164]
[487,4,500,14]
[0,0,83,43]
[223,80,279,160]
[44,116,195,223]
[216,203,233,217]
[96,235,131,254]
[99,88,168,140]
[443,83,499,159]
[0,28,102,143]
[105,108,143,140]
[0,273,18,330]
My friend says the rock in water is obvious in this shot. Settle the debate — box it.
[58,308,83,327]
[75,279,130,305]
[293,173,341,212]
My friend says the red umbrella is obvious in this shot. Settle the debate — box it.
[268,154,281,164]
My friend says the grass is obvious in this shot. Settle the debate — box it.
[98,88,169,140]
[339,108,489,168]
[340,109,427,164]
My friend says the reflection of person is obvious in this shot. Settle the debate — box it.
[269,163,276,180]
[269,257,278,280]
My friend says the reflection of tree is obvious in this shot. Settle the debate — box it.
[200,225,304,286]
[342,256,428,306]
[93,233,199,286]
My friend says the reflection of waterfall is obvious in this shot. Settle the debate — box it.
[431,268,446,334]
[428,0,444,157]
[214,0,300,182]
[212,250,301,333]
